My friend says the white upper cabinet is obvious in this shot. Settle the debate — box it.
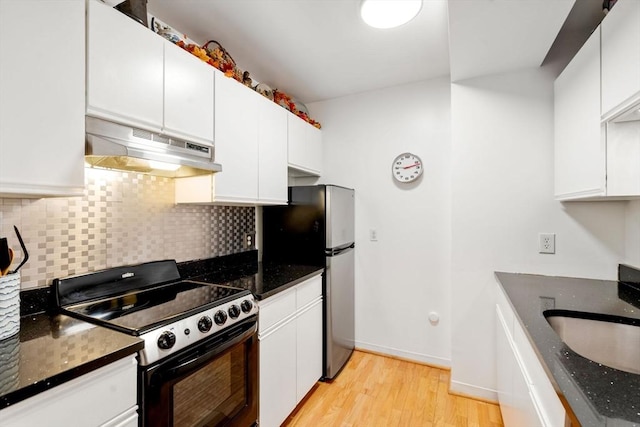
[86,0,164,132]
[605,119,640,196]
[164,44,215,143]
[213,72,260,203]
[258,95,289,204]
[288,115,322,176]
[0,0,85,197]
[175,74,288,205]
[554,28,605,200]
[86,0,214,144]
[601,0,640,119]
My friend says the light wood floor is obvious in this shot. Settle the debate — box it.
[282,350,504,427]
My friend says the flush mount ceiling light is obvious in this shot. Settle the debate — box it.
[360,0,423,29]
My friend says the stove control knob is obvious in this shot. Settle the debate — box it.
[228,304,241,319]
[214,310,228,326]
[241,300,253,313]
[198,316,213,333]
[157,331,176,350]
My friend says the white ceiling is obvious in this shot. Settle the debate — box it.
[146,0,579,105]
[448,0,575,82]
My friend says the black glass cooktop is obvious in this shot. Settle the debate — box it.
[64,280,248,335]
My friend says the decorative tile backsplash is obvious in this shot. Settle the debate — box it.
[0,168,255,289]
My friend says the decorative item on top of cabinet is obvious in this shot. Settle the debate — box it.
[274,89,322,129]
[255,83,275,100]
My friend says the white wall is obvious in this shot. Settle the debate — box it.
[305,67,629,401]
[307,78,453,367]
[450,68,627,399]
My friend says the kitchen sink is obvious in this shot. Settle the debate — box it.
[544,311,640,375]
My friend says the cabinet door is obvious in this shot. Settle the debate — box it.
[86,0,164,131]
[288,114,322,176]
[0,0,85,197]
[605,120,640,196]
[164,42,214,143]
[601,0,640,117]
[513,317,566,427]
[496,305,543,427]
[257,95,288,204]
[259,319,297,427]
[296,299,323,403]
[213,72,259,203]
[554,28,605,200]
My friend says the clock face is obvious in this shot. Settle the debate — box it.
[392,152,423,183]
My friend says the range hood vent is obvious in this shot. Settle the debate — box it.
[85,117,222,178]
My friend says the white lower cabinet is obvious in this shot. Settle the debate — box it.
[495,285,566,427]
[259,309,297,427]
[258,274,323,427]
[295,299,323,403]
[0,356,138,427]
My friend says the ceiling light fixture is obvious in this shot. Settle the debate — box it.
[360,0,422,29]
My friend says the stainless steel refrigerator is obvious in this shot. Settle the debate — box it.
[262,185,355,380]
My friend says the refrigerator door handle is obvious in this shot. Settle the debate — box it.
[325,243,355,257]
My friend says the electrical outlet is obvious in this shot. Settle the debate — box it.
[539,233,556,254]
[369,229,378,241]
[244,231,256,249]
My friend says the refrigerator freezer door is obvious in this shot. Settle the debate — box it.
[326,186,354,250]
[325,246,355,379]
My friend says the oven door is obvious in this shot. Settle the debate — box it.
[141,315,258,427]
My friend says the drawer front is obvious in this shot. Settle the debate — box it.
[0,356,137,427]
[296,274,322,309]
[258,288,297,334]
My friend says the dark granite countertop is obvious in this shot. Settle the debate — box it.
[178,250,323,300]
[495,272,640,426]
[0,312,143,409]
[192,262,323,300]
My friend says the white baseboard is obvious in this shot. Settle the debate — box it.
[354,340,451,369]
[449,379,498,402]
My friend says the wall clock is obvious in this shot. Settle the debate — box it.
[392,152,423,183]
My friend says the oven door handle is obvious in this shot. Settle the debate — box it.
[162,319,257,381]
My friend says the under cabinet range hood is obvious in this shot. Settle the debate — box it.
[85,117,222,178]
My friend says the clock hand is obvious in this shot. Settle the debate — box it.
[403,163,420,169]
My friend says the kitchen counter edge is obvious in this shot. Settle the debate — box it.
[495,271,640,426]
[0,313,143,409]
